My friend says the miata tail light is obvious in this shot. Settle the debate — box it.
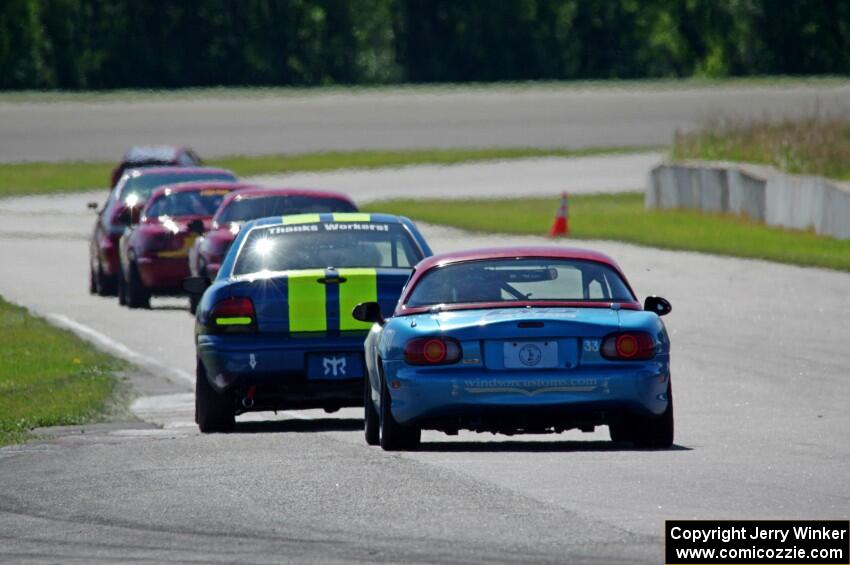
[404,337,461,365]
[210,297,256,333]
[601,331,656,360]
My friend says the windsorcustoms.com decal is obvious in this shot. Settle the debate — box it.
[453,377,610,397]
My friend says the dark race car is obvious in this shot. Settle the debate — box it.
[110,145,202,187]
[117,181,252,308]
[89,167,237,297]
[186,213,432,432]
[188,187,357,312]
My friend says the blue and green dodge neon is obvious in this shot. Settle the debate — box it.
[188,212,433,432]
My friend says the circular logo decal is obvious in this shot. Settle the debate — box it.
[519,344,542,366]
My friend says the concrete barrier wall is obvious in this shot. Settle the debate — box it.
[646,161,850,240]
[727,169,766,221]
[822,187,850,240]
[696,168,726,212]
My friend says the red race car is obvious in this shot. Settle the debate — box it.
[110,145,203,187]
[115,180,249,308]
[90,167,237,297]
[188,186,357,291]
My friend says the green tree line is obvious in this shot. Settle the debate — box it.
[1,0,848,90]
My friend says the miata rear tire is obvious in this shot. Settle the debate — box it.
[612,382,674,449]
[633,382,674,448]
[95,262,116,297]
[89,265,97,294]
[378,378,420,451]
[364,375,379,446]
[116,267,127,306]
[188,292,200,315]
[126,261,151,309]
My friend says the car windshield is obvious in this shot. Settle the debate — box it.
[405,258,635,307]
[233,222,421,275]
[125,146,178,162]
[145,188,233,218]
[217,195,356,223]
[120,171,235,207]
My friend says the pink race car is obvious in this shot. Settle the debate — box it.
[89,167,237,297]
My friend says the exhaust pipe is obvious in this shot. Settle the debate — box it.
[241,385,256,409]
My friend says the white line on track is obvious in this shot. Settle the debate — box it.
[46,313,195,385]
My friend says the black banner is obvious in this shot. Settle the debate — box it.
[666,520,849,564]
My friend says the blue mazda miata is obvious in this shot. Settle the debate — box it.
[354,246,674,450]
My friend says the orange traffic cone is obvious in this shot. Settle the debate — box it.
[548,192,569,237]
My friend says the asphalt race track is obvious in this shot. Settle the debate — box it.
[2,82,850,162]
[250,151,661,198]
[0,159,848,564]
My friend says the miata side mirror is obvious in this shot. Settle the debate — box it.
[644,296,672,316]
[352,302,384,325]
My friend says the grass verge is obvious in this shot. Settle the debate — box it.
[0,297,125,446]
[672,115,850,181]
[364,193,850,272]
[0,146,650,199]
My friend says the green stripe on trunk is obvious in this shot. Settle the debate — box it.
[332,213,371,222]
[287,269,327,332]
[282,213,321,224]
[337,268,378,331]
